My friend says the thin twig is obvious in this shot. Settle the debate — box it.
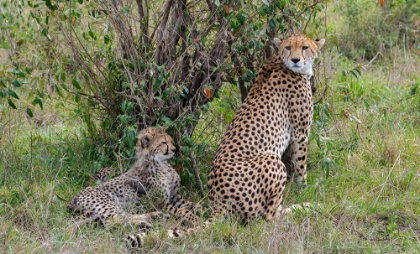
[189,152,205,197]
[363,52,383,67]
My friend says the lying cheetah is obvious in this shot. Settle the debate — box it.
[67,127,200,228]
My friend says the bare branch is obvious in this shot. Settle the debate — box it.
[135,0,150,44]
[189,152,205,197]
[155,0,174,65]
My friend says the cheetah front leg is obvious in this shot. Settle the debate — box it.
[290,131,309,185]
[68,191,165,229]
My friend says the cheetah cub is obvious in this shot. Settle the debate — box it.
[67,127,200,228]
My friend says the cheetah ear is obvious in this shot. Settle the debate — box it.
[273,37,282,48]
[140,134,152,148]
[314,38,325,49]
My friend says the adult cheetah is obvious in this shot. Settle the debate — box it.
[67,127,200,228]
[207,34,325,222]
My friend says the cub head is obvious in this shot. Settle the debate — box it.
[274,34,325,76]
[136,127,176,161]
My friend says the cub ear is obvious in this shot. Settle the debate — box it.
[139,134,152,148]
[314,38,325,49]
[273,37,282,48]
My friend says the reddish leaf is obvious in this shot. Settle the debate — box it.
[379,0,384,7]
[205,88,211,99]
[176,166,181,173]
[193,38,200,43]
[223,5,229,13]
[343,112,349,119]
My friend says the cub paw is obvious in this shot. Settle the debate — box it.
[126,232,146,249]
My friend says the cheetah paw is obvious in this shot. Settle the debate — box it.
[126,232,146,249]
[278,202,314,215]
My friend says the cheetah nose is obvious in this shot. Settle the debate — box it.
[291,58,300,64]
[171,148,176,154]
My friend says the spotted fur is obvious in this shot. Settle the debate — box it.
[87,167,112,186]
[67,127,200,228]
[207,34,325,222]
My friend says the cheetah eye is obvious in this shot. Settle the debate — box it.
[285,46,291,50]
[302,46,309,50]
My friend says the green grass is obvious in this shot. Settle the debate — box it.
[2,7,420,254]
[2,48,419,253]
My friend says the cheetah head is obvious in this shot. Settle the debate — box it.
[274,34,325,76]
[136,127,176,161]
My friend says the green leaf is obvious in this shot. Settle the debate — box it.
[162,89,171,102]
[82,32,89,41]
[43,0,58,10]
[237,13,246,25]
[60,83,69,92]
[118,115,128,124]
[56,194,69,202]
[219,102,230,108]
[61,72,66,82]
[54,84,64,97]
[246,69,255,78]
[161,116,172,124]
[41,28,48,37]
[201,104,209,111]
[8,99,17,109]
[26,108,34,118]
[7,89,19,99]
[324,158,331,178]
[104,35,110,45]
[269,18,276,30]
[9,69,26,77]
[255,41,261,50]
[72,79,81,89]
[88,30,96,40]
[12,80,23,87]
[33,98,43,110]
[75,93,80,103]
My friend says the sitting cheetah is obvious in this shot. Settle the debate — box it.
[67,127,200,228]
[207,34,325,222]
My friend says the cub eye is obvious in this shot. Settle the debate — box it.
[302,46,309,50]
[285,46,291,50]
